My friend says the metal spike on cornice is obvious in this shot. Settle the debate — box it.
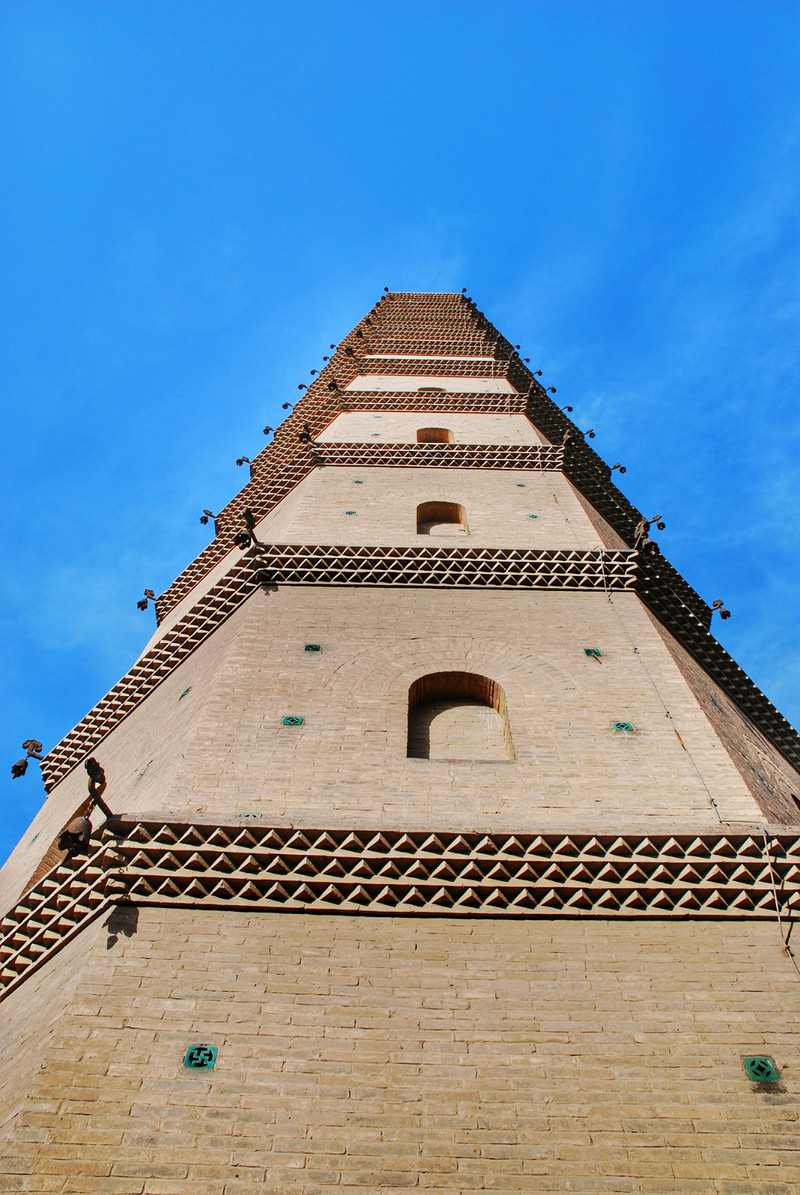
[85,757,113,820]
[137,588,155,612]
[561,427,589,449]
[611,462,627,475]
[58,816,92,856]
[199,510,219,534]
[233,506,268,555]
[10,739,43,780]
[262,426,273,436]
[712,599,732,620]
[634,515,666,553]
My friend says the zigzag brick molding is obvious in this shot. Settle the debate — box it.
[340,393,528,411]
[2,818,799,1002]
[252,544,636,589]
[311,443,564,469]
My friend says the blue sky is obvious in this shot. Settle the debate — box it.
[2,1,800,861]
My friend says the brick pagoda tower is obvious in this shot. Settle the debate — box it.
[2,292,800,1191]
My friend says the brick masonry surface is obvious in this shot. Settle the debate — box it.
[153,453,598,642]
[1,907,799,1193]
[315,414,544,444]
[650,616,800,825]
[0,924,96,1144]
[244,467,611,551]
[4,293,800,1194]
[343,373,517,392]
[1,584,774,918]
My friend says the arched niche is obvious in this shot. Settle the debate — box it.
[416,501,468,537]
[417,427,454,444]
[407,671,514,761]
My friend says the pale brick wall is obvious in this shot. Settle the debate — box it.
[345,375,516,393]
[649,613,800,824]
[152,461,615,642]
[0,610,248,917]
[160,586,764,829]
[0,920,103,1147]
[1,908,799,1193]
[5,586,764,909]
[317,412,545,444]
[251,467,610,549]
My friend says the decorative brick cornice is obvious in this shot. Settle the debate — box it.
[0,845,108,999]
[342,356,513,377]
[311,443,563,469]
[253,544,636,589]
[340,394,528,412]
[3,817,799,1002]
[110,819,800,921]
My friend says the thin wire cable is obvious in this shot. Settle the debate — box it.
[598,552,724,824]
[551,492,583,549]
[600,554,799,983]
[761,827,800,981]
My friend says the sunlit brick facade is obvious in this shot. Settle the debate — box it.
[2,293,800,1192]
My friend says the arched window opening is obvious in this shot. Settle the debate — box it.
[416,501,468,537]
[407,672,514,761]
[417,427,454,444]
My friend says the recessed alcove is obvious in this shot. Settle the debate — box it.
[416,501,468,537]
[407,671,514,761]
[417,427,454,443]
